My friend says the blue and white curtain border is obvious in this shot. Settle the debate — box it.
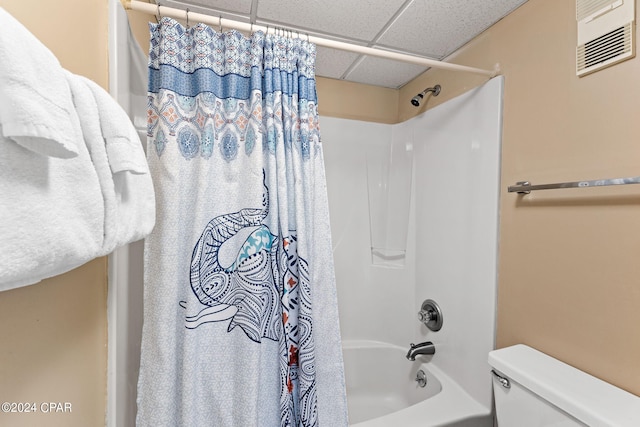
[146,18,321,163]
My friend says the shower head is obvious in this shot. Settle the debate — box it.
[410,84,441,107]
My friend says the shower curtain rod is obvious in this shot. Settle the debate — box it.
[123,0,499,78]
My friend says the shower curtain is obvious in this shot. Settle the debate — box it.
[137,18,348,427]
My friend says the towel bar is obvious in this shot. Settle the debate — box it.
[508,176,640,194]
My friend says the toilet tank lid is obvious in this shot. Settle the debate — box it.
[488,345,640,427]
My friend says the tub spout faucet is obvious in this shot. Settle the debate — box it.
[406,341,436,361]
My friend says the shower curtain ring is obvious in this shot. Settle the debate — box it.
[156,2,161,19]
[185,8,190,29]
[219,15,223,32]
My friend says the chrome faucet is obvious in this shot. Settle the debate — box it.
[406,341,436,361]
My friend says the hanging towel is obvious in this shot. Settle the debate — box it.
[0,8,106,291]
[84,77,149,175]
[0,8,154,291]
[69,73,155,253]
[0,103,105,291]
[0,8,79,158]
[64,72,120,258]
[0,135,106,291]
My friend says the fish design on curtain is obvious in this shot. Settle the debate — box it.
[137,17,348,427]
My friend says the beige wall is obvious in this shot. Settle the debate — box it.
[399,0,640,396]
[317,77,399,124]
[0,1,109,426]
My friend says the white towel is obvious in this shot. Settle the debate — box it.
[0,9,154,291]
[65,72,120,256]
[81,76,156,251]
[0,116,105,291]
[0,8,79,159]
[0,9,106,291]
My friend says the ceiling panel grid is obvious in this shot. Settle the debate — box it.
[158,0,528,88]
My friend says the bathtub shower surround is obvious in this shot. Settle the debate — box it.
[322,76,503,426]
[137,18,347,426]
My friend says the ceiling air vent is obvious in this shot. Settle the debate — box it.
[576,0,635,76]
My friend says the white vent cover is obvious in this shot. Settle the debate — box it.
[576,0,635,76]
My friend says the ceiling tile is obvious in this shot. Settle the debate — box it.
[314,47,360,80]
[153,0,528,88]
[255,0,407,40]
[378,0,527,58]
[345,56,426,89]
[163,0,253,17]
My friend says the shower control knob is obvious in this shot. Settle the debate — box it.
[418,310,433,323]
[417,299,443,332]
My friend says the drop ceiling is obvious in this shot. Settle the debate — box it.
[157,0,528,88]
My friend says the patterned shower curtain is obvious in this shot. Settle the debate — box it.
[136,17,348,427]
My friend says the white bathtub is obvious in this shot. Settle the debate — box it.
[342,341,492,427]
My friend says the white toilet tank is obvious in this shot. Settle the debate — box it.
[488,344,640,427]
